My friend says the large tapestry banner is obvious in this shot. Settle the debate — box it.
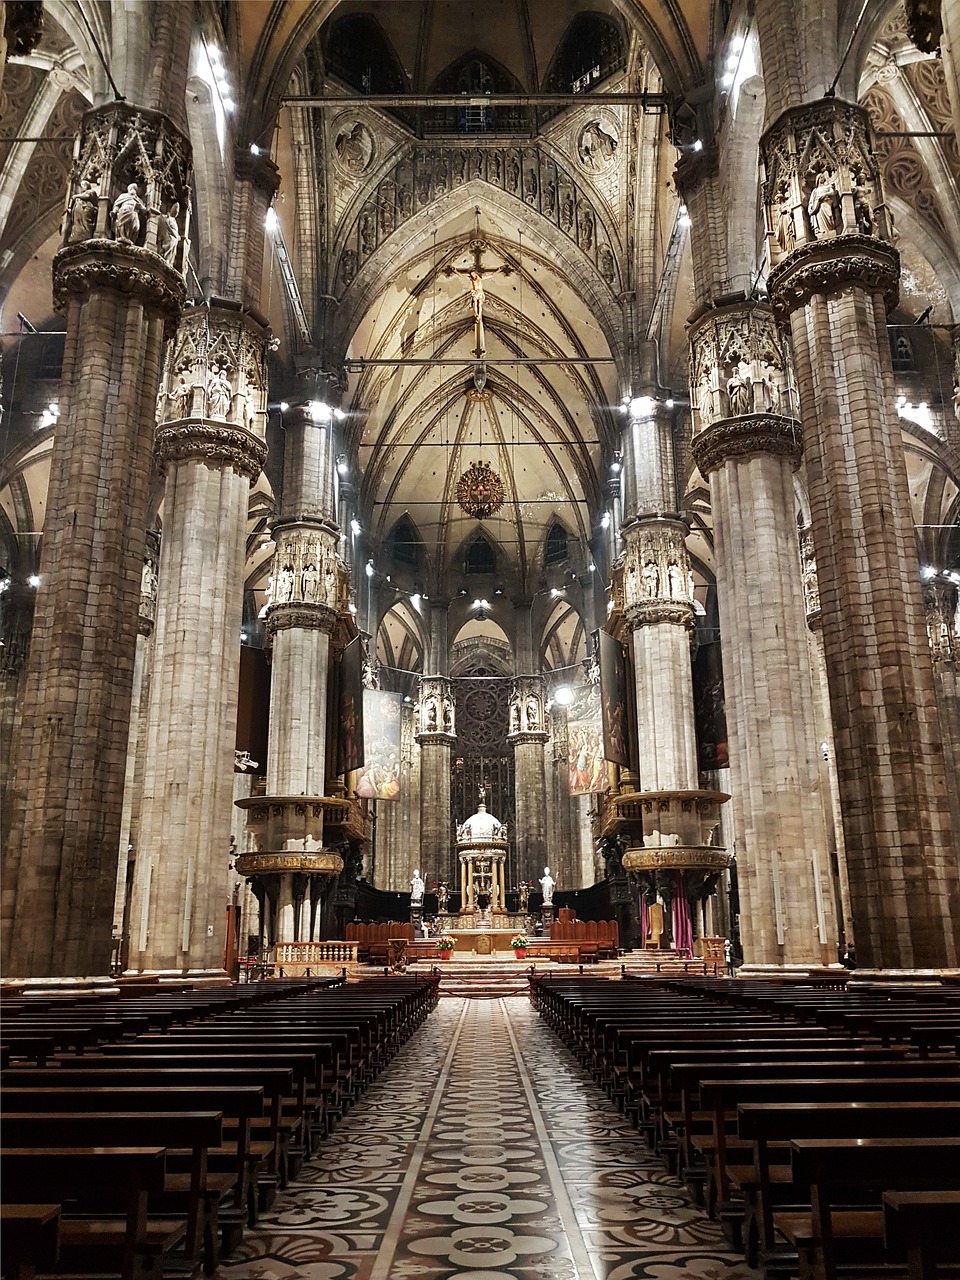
[356,689,402,801]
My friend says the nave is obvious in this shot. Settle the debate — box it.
[220,998,754,1280]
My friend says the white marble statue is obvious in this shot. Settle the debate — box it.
[411,869,425,904]
[112,183,147,243]
[540,866,555,905]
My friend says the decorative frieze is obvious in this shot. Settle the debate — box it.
[416,676,456,742]
[508,676,548,743]
[621,520,695,631]
[688,302,796,430]
[691,415,803,476]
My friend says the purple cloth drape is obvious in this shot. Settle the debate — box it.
[672,880,693,957]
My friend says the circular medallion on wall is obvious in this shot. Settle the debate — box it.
[334,120,374,175]
[577,119,619,171]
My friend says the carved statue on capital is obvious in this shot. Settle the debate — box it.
[265,526,343,626]
[760,99,899,320]
[508,676,548,740]
[689,302,796,433]
[622,522,695,631]
[56,102,192,290]
[923,579,959,663]
[157,306,269,436]
[416,676,456,741]
[799,526,821,620]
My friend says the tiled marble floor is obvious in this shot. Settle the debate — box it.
[221,998,759,1280]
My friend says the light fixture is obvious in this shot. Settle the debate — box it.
[338,456,349,475]
[307,400,332,424]
[678,205,692,228]
[600,512,611,529]
[350,518,362,536]
[265,207,279,232]
[27,574,41,588]
[456,460,505,520]
[550,587,564,598]
[279,401,289,412]
[250,143,261,156]
[588,562,596,573]
[333,407,346,421]
[629,395,656,417]
[348,601,357,614]
[472,598,490,611]
[920,565,936,580]
[693,139,703,152]
[411,593,421,608]
[553,685,575,707]
[365,560,375,578]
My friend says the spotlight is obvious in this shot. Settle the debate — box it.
[553,685,575,707]
[27,574,41,588]
[629,396,656,417]
[264,207,279,232]
[365,560,375,578]
[350,518,361,535]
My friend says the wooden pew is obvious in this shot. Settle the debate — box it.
[883,1192,960,1280]
[780,1137,960,1280]
[0,1147,181,1280]
[0,1205,60,1280]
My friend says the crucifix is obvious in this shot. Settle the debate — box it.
[444,238,512,358]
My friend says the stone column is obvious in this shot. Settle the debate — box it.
[1,101,191,978]
[760,99,959,967]
[238,402,345,945]
[417,675,456,884]
[689,301,837,965]
[923,575,960,842]
[127,307,269,973]
[508,674,549,881]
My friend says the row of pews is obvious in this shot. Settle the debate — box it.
[531,973,960,1280]
[1,973,439,1280]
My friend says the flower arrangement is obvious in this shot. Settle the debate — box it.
[435,934,458,951]
[510,934,529,949]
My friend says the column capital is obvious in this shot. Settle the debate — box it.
[155,421,267,480]
[416,675,456,743]
[233,148,282,199]
[621,521,696,632]
[768,235,900,320]
[54,242,186,329]
[691,413,803,476]
[673,144,720,204]
[265,524,343,631]
[159,305,272,436]
[508,675,548,743]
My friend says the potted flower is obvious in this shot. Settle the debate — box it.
[510,933,528,960]
[435,934,457,960]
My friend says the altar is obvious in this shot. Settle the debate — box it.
[435,924,530,954]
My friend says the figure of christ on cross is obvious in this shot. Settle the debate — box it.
[444,239,512,358]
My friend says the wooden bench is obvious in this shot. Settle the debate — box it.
[883,1191,960,1280]
[0,1205,60,1280]
[779,1137,960,1280]
[0,1147,183,1280]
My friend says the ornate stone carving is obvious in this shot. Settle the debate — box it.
[689,301,796,429]
[155,422,267,480]
[799,526,821,622]
[863,85,950,238]
[768,235,900,320]
[508,676,548,742]
[59,102,192,274]
[622,846,732,872]
[235,851,344,876]
[333,140,620,293]
[53,242,185,329]
[923,580,958,663]
[334,120,374,174]
[760,99,892,273]
[158,307,269,434]
[621,521,695,631]
[691,415,803,476]
[265,525,342,628]
[416,676,456,742]
[139,529,161,630]
[903,0,943,52]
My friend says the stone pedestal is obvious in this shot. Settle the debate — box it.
[761,99,959,967]
[2,102,191,978]
[540,904,554,937]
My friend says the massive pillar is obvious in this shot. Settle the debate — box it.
[237,402,346,944]
[618,398,729,945]
[127,307,268,973]
[416,673,456,885]
[759,98,959,966]
[2,101,191,977]
[508,674,549,881]
[689,302,837,964]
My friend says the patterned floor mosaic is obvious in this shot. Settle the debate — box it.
[220,998,760,1280]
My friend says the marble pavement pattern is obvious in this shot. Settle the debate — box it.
[220,998,759,1280]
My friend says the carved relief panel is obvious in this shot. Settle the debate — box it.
[416,675,456,740]
[508,676,548,740]
[622,521,695,630]
[158,308,268,433]
[266,526,342,620]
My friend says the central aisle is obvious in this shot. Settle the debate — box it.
[222,998,757,1280]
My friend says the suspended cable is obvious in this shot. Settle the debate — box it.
[77,4,125,102]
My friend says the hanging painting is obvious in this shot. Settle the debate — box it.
[356,689,402,800]
[566,683,607,795]
[338,637,365,776]
[598,629,629,767]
